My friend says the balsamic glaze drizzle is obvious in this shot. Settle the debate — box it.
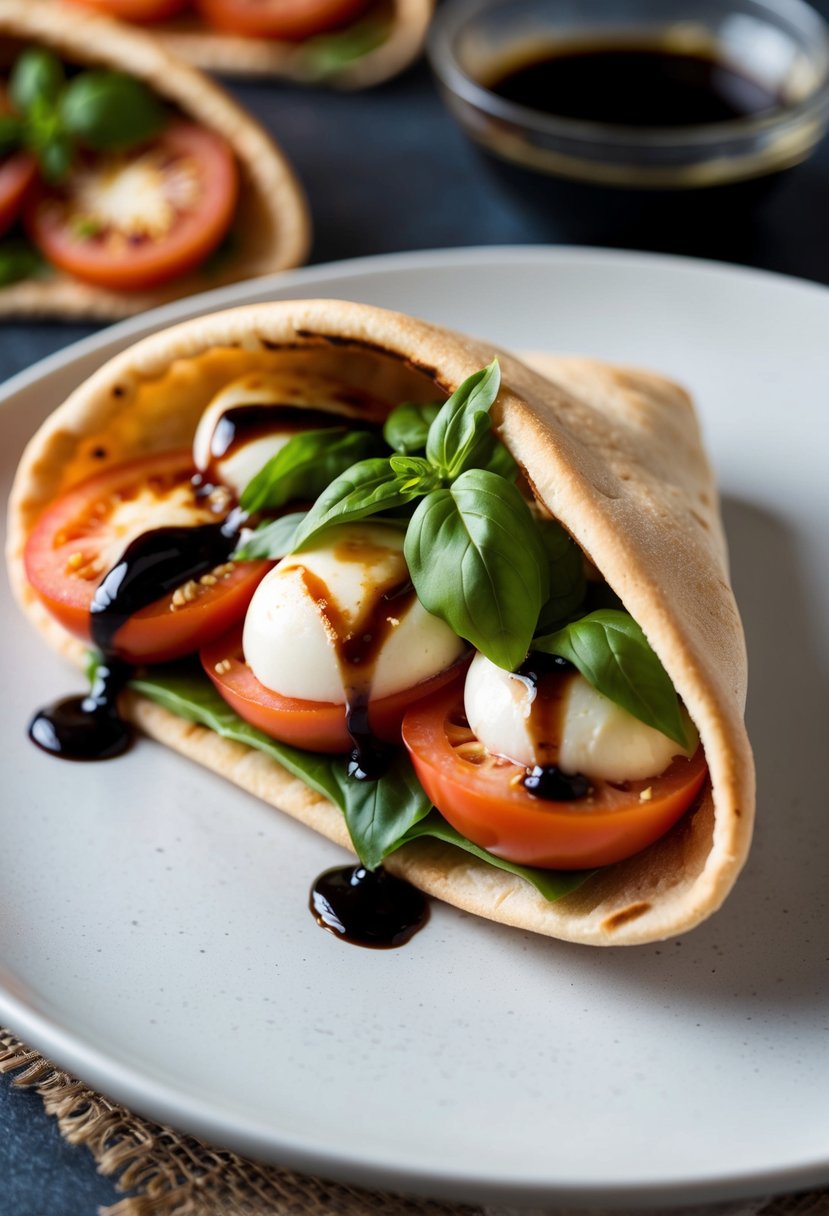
[310,865,430,948]
[29,511,245,762]
[515,651,591,802]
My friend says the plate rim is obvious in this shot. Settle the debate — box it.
[2,244,828,1210]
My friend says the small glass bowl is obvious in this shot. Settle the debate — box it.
[427,0,829,191]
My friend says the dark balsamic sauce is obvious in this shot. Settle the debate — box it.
[210,404,346,464]
[516,651,591,803]
[29,658,132,761]
[487,44,780,128]
[29,511,244,762]
[310,865,429,948]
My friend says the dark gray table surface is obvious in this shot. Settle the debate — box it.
[4,12,829,1211]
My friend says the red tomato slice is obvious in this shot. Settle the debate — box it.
[194,0,371,40]
[25,122,239,292]
[0,151,37,237]
[23,450,270,665]
[201,626,468,753]
[63,0,190,20]
[402,685,709,869]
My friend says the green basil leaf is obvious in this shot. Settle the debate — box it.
[405,468,550,671]
[231,512,306,561]
[60,72,166,151]
[480,437,519,481]
[535,518,587,633]
[36,132,73,184]
[425,359,501,478]
[329,753,432,871]
[0,239,44,287]
[292,457,426,551]
[129,663,591,901]
[534,609,689,748]
[402,812,594,901]
[383,401,441,454]
[297,15,387,79]
[387,453,442,493]
[10,49,65,115]
[239,428,383,514]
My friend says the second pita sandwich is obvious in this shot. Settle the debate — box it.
[0,0,310,319]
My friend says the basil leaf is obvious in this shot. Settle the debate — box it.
[383,401,441,455]
[10,49,64,115]
[292,457,426,551]
[480,437,519,481]
[239,428,383,514]
[36,132,73,184]
[402,812,593,901]
[0,239,44,287]
[297,15,387,79]
[425,359,501,478]
[535,518,587,633]
[129,663,591,902]
[534,609,689,748]
[231,512,306,561]
[405,469,550,670]
[388,453,442,492]
[328,753,432,871]
[60,72,166,151]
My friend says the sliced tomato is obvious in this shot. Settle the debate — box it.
[194,0,371,40]
[0,151,37,237]
[402,685,709,869]
[63,0,190,20]
[25,122,238,292]
[23,450,270,665]
[201,626,468,753]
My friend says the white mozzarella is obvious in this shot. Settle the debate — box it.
[464,653,696,782]
[98,484,215,575]
[243,523,467,703]
[192,373,347,498]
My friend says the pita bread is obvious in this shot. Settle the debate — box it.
[0,0,310,319]
[6,300,755,945]
[154,0,434,89]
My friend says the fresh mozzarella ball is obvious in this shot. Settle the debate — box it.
[464,653,696,782]
[192,373,347,498]
[243,523,467,703]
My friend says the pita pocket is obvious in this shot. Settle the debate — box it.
[7,300,755,946]
[0,0,310,320]
[128,0,433,88]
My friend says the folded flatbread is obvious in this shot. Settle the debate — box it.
[0,0,310,320]
[6,300,755,945]
[154,0,434,88]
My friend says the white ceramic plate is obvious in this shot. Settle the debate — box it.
[2,248,828,1210]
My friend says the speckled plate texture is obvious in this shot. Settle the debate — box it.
[1,249,827,1210]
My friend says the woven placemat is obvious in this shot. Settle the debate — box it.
[2,1028,828,1216]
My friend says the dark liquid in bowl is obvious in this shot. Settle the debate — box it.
[486,44,780,126]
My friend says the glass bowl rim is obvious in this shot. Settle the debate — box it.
[427,0,829,148]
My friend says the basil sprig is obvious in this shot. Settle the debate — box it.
[5,49,165,183]
[534,609,690,748]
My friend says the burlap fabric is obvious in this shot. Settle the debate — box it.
[1,1029,827,1216]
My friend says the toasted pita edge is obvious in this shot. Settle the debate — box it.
[0,0,310,320]
[6,299,755,945]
